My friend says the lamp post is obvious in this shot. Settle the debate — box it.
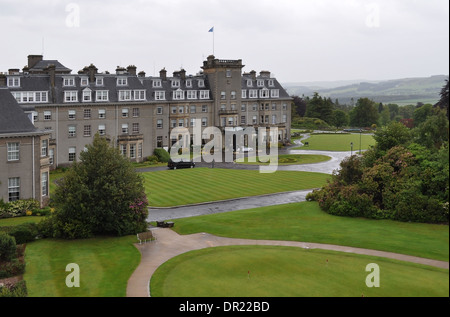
[359,128,362,155]
[350,142,353,157]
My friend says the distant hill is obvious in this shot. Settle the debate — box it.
[284,75,449,106]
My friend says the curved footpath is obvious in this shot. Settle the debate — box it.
[126,228,449,297]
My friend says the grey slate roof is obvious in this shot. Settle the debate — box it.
[29,60,72,73]
[241,74,292,99]
[4,66,290,106]
[0,88,38,134]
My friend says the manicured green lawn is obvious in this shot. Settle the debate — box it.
[24,235,141,297]
[0,216,44,227]
[151,246,449,297]
[143,168,330,207]
[292,133,376,151]
[171,202,449,262]
[235,154,331,165]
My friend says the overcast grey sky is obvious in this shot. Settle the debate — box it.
[1,0,448,83]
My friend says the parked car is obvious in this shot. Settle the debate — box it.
[238,146,255,153]
[168,159,195,169]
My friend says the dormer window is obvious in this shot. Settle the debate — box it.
[7,77,20,87]
[153,79,162,88]
[80,77,89,86]
[187,90,197,99]
[134,90,146,100]
[63,77,75,87]
[117,77,128,86]
[118,90,132,101]
[246,80,253,87]
[268,79,275,87]
[82,88,92,102]
[198,79,205,88]
[260,88,270,98]
[64,91,78,102]
[173,89,184,100]
[186,79,192,88]
[257,79,264,87]
[171,80,180,88]
[155,91,165,100]
[96,77,103,86]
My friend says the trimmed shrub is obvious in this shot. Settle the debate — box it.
[0,232,16,262]
[154,148,171,163]
[8,223,39,244]
[0,259,26,279]
[146,155,159,163]
[0,280,28,297]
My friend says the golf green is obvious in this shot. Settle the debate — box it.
[293,133,376,151]
[150,245,449,297]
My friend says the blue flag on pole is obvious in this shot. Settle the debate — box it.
[208,27,214,32]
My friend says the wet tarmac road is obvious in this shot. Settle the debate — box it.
[147,189,314,222]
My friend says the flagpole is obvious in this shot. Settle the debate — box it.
[209,27,215,56]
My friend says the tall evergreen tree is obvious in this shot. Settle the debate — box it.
[44,134,149,239]
[349,98,379,127]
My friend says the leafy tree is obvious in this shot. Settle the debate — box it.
[349,98,379,127]
[413,104,434,127]
[398,104,415,119]
[331,110,349,130]
[387,103,399,120]
[373,121,412,153]
[414,110,449,149]
[380,107,391,126]
[43,134,149,239]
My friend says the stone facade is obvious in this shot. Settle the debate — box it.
[1,54,292,169]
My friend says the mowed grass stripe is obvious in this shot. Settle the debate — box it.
[143,168,330,207]
[172,201,449,261]
[24,236,140,297]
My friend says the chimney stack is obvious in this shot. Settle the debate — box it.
[116,66,126,75]
[88,64,98,83]
[28,55,43,68]
[250,70,256,80]
[160,68,167,81]
[45,64,56,88]
[8,69,20,75]
[0,74,6,87]
[127,65,137,76]
[138,71,146,78]
[260,70,271,78]
[180,69,186,80]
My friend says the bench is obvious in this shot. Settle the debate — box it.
[304,142,309,146]
[156,221,174,228]
[137,231,156,244]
